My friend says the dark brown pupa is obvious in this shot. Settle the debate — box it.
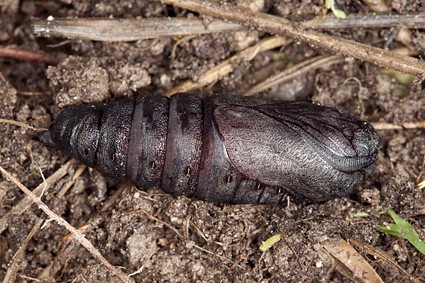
[35,93,379,204]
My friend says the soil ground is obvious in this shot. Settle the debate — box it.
[0,0,424,282]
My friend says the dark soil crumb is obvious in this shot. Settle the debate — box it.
[0,0,424,282]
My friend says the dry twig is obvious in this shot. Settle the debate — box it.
[32,17,243,41]
[306,13,425,29]
[0,166,131,283]
[57,164,87,197]
[243,55,344,97]
[3,219,43,283]
[0,118,48,132]
[165,36,290,96]
[37,216,104,281]
[162,0,425,80]
[32,14,425,41]
[0,160,76,234]
[135,209,243,268]
[0,47,58,64]
[372,121,425,130]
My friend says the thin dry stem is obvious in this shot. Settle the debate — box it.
[162,0,425,80]
[192,243,244,269]
[0,47,58,64]
[57,164,87,198]
[0,160,76,234]
[128,248,160,277]
[38,216,104,281]
[32,17,244,42]
[165,36,289,96]
[136,209,184,238]
[17,275,41,282]
[32,14,425,42]
[3,219,43,283]
[0,165,130,282]
[243,55,344,97]
[372,121,425,130]
[307,13,425,29]
[0,118,48,132]
[135,209,243,269]
[17,91,45,97]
